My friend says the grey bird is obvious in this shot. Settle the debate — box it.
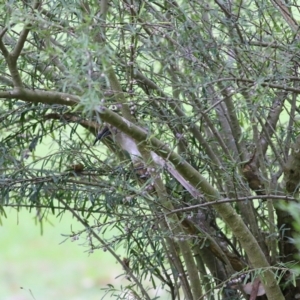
[93,124,203,199]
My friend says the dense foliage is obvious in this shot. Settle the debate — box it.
[1,1,300,299]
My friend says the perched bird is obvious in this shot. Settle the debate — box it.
[93,124,203,199]
[94,125,149,181]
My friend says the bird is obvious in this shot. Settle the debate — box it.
[93,124,203,199]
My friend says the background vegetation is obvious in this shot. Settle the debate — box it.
[0,209,121,299]
[1,0,300,299]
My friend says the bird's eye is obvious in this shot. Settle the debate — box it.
[110,105,118,111]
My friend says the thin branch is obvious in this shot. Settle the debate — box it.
[257,116,285,169]
[236,78,300,93]
[223,91,248,161]
[11,27,30,61]
[166,194,295,214]
[185,76,300,93]
[0,35,9,57]
[44,113,98,136]
[260,93,287,156]
[284,90,298,158]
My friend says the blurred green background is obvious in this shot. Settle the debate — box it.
[0,208,123,300]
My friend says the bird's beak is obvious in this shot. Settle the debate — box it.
[93,126,111,145]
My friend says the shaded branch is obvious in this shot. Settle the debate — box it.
[0,88,79,106]
[44,113,98,136]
